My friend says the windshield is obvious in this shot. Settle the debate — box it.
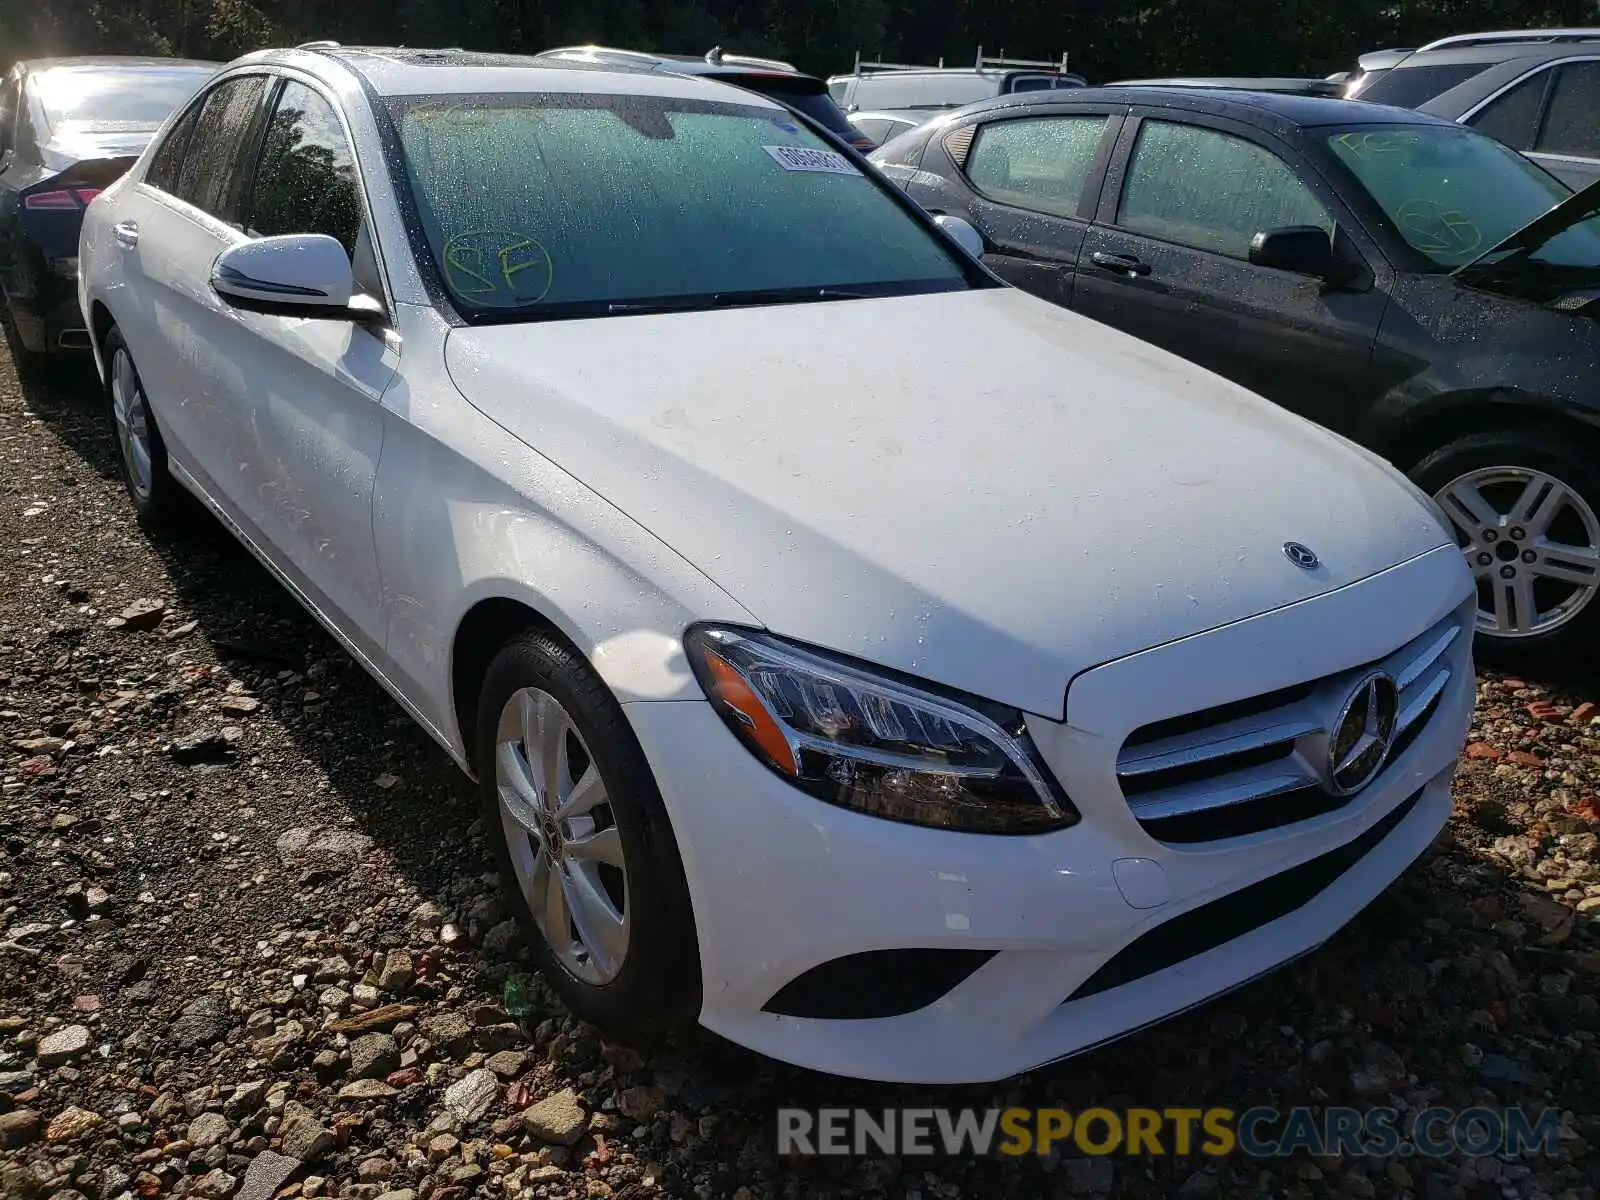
[33,65,215,130]
[389,93,969,319]
[1326,124,1600,270]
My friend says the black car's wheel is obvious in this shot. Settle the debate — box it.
[474,627,699,1034]
[1412,429,1600,661]
[102,326,179,528]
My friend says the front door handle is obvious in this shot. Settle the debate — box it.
[1089,250,1151,278]
[113,220,138,248]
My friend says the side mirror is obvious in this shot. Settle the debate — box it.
[212,234,377,320]
[934,213,985,259]
[1248,226,1351,283]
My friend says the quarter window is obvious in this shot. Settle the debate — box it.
[172,75,268,221]
[1117,121,1331,258]
[1466,72,1548,150]
[1535,61,1600,159]
[965,115,1107,218]
[146,104,201,194]
[245,81,363,255]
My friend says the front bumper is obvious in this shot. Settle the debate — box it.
[626,545,1473,1083]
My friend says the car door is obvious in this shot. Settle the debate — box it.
[910,108,1120,309]
[107,73,273,482]
[1072,114,1390,434]
[1466,58,1600,190]
[213,76,399,658]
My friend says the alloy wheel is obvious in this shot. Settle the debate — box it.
[110,348,153,501]
[494,687,630,984]
[1435,465,1600,639]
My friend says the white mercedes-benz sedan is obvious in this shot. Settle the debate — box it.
[79,45,1475,1084]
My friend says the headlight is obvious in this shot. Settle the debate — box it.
[684,625,1077,834]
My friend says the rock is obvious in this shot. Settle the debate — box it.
[45,1106,102,1142]
[444,1068,499,1123]
[1510,750,1546,768]
[1060,1156,1114,1195]
[119,598,166,630]
[1465,742,1503,759]
[337,1079,398,1101]
[188,1111,231,1149]
[278,1101,333,1162]
[350,983,381,1008]
[0,1108,41,1147]
[476,1023,523,1052]
[522,1088,587,1146]
[616,1086,663,1123]
[481,921,519,956]
[327,1003,416,1034]
[357,1156,394,1180]
[237,1151,299,1200]
[485,1050,527,1079]
[421,1011,472,1055]
[318,986,350,1012]
[1480,1054,1538,1085]
[251,1019,305,1066]
[275,827,373,873]
[313,956,352,984]
[219,695,260,716]
[374,773,400,790]
[35,1024,91,1065]
[13,736,65,753]
[427,1133,459,1161]
[377,950,414,992]
[190,1168,237,1199]
[374,1192,415,1200]
[169,729,233,764]
[349,1033,400,1080]
[439,922,466,947]
[226,1080,269,1116]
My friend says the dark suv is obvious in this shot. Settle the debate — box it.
[1348,29,1600,188]
[872,87,1600,661]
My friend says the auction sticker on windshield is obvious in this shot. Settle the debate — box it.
[763,145,860,175]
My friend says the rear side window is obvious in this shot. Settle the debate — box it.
[146,104,200,192]
[1117,121,1331,258]
[1467,72,1548,148]
[1536,61,1600,158]
[172,75,268,221]
[965,115,1107,218]
[1357,62,1491,108]
[245,81,363,254]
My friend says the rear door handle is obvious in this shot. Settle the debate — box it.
[1089,250,1151,277]
[113,220,138,248]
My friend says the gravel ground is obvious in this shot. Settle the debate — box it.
[0,344,1596,1200]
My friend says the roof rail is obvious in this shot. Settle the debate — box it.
[296,40,342,49]
[704,46,797,71]
[1416,27,1600,52]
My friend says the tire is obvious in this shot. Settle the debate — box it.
[1410,427,1600,664]
[474,628,700,1034]
[102,326,179,528]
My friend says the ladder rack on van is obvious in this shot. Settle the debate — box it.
[849,48,1071,75]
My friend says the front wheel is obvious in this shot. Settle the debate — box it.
[1412,429,1600,662]
[474,628,700,1034]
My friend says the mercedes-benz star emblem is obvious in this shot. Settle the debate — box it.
[1326,671,1400,796]
[1283,541,1320,570]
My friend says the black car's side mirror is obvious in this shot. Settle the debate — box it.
[1249,226,1354,284]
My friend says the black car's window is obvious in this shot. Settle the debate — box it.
[763,88,856,138]
[1323,124,1595,269]
[245,81,363,255]
[1467,72,1548,149]
[965,115,1107,219]
[31,65,215,131]
[390,92,969,319]
[1536,61,1600,159]
[1118,121,1331,258]
[145,103,201,193]
[172,75,268,221]
[1358,62,1492,108]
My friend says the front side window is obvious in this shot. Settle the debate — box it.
[172,75,268,221]
[388,93,969,319]
[1324,123,1600,269]
[1536,61,1600,158]
[1467,72,1548,149]
[1117,121,1331,258]
[965,115,1107,218]
[245,81,363,254]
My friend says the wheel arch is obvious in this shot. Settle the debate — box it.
[1370,389,1600,473]
[450,596,573,776]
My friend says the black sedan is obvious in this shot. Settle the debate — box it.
[872,87,1600,661]
[0,56,217,356]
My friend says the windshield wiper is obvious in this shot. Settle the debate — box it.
[607,287,868,315]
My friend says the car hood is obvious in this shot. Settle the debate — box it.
[444,288,1451,717]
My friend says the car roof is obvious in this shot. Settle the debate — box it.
[229,46,788,105]
[1384,39,1600,67]
[952,85,1462,130]
[19,55,219,74]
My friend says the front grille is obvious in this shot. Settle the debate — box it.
[1116,613,1461,843]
